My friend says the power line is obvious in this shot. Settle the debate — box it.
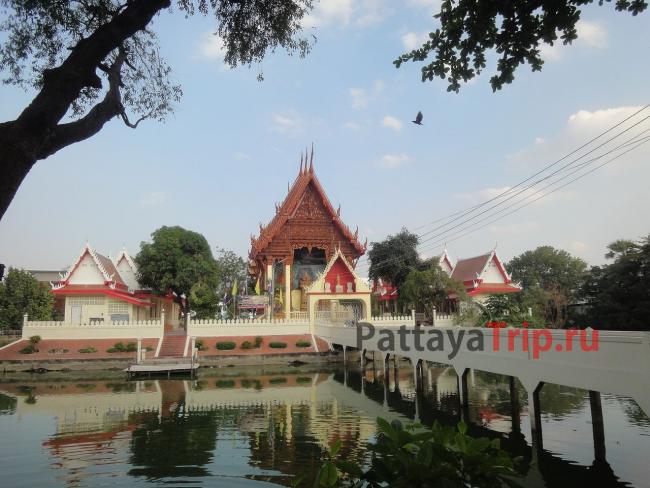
[357,129,649,276]
[417,114,650,242]
[412,104,649,234]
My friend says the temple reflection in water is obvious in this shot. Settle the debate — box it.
[0,363,648,487]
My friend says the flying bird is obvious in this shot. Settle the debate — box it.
[412,111,423,125]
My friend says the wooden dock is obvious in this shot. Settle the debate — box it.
[126,360,198,378]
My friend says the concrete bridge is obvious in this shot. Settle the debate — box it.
[316,323,650,461]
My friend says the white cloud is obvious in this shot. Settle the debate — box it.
[270,111,304,134]
[140,192,167,207]
[349,79,385,109]
[577,20,608,49]
[406,0,441,11]
[233,152,251,160]
[381,115,403,131]
[540,20,608,61]
[401,31,428,51]
[567,106,643,134]
[305,0,390,29]
[197,32,225,61]
[344,121,361,131]
[349,88,369,109]
[379,153,411,168]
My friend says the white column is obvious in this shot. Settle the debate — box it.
[285,263,291,318]
[136,338,142,364]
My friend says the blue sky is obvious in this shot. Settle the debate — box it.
[1,0,649,273]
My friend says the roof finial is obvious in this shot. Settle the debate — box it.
[309,143,314,173]
[493,242,498,252]
[337,204,341,217]
[299,152,304,175]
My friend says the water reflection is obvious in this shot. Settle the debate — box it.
[0,362,648,488]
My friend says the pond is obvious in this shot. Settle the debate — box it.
[0,363,648,487]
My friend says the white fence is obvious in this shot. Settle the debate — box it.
[187,316,310,337]
[22,315,163,340]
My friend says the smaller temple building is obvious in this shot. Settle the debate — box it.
[449,250,521,303]
[50,243,179,326]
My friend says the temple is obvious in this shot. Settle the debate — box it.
[449,250,521,302]
[248,149,367,319]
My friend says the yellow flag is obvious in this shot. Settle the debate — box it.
[254,278,261,295]
[278,288,284,305]
[231,280,238,296]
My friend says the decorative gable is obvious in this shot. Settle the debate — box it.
[306,248,370,295]
[114,249,140,291]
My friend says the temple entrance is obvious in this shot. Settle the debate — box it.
[291,247,326,312]
[314,299,366,326]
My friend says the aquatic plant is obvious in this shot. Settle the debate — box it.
[301,418,520,488]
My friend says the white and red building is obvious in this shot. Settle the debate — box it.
[51,243,180,326]
[449,250,522,303]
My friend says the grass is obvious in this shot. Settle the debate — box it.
[269,342,287,349]
[78,346,98,354]
[295,340,311,348]
[216,341,236,350]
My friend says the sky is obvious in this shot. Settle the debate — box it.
[0,0,649,275]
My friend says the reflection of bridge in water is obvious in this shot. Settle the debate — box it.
[317,323,650,486]
[0,366,645,487]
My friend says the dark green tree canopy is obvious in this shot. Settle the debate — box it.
[215,249,247,296]
[400,264,466,314]
[583,234,650,330]
[394,0,647,92]
[0,268,53,329]
[368,228,420,291]
[135,226,220,318]
[507,245,587,327]
[0,0,313,220]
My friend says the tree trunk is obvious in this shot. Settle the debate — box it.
[0,0,171,221]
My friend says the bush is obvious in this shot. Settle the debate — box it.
[29,335,41,345]
[107,342,127,353]
[126,342,137,352]
[216,341,236,350]
[241,340,253,349]
[269,341,287,349]
[215,379,236,388]
[47,348,69,354]
[295,339,311,348]
[19,344,37,354]
[314,418,519,488]
[269,377,287,384]
[254,336,263,348]
[195,339,208,351]
[296,376,312,384]
[78,346,97,354]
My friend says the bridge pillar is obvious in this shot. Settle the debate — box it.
[384,353,390,386]
[342,346,346,364]
[456,368,470,422]
[589,390,606,463]
[456,367,469,407]
[527,382,545,454]
[509,376,521,433]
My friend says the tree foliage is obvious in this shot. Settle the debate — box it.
[368,228,420,291]
[0,0,313,220]
[507,246,587,327]
[581,234,650,330]
[400,264,466,315]
[135,226,220,320]
[394,0,647,92]
[0,268,53,329]
[215,249,247,296]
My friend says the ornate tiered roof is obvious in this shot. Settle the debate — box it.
[450,250,521,296]
[249,148,367,266]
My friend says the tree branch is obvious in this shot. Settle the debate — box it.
[39,48,129,158]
